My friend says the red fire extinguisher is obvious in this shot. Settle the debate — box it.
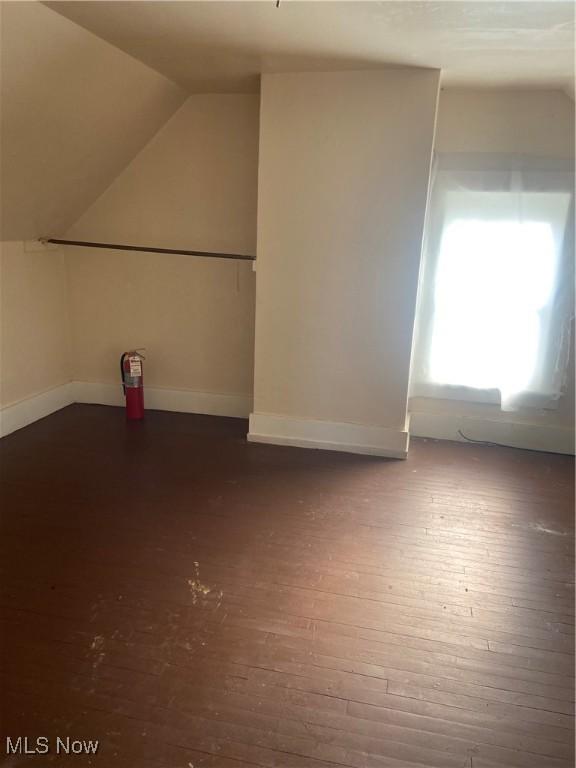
[120,350,145,420]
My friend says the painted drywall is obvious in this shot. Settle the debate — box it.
[0,1,186,241]
[435,88,575,157]
[0,241,70,408]
[47,1,574,93]
[410,88,575,451]
[251,69,440,454]
[65,95,259,399]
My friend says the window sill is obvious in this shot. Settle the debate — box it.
[410,383,560,411]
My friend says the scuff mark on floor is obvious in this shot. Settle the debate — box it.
[530,522,568,536]
[89,635,106,675]
[187,561,215,605]
[90,635,105,651]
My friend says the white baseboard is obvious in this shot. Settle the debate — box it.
[410,411,575,455]
[248,412,409,458]
[0,382,73,438]
[4,385,571,457]
[72,381,252,419]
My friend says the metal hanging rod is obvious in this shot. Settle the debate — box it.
[42,238,255,261]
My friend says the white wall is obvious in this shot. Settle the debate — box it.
[250,69,440,457]
[65,96,259,412]
[410,88,575,454]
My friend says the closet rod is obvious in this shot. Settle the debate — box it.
[42,238,255,261]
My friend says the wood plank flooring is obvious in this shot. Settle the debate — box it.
[0,404,574,768]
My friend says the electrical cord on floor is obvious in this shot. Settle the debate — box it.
[457,429,507,447]
[457,429,558,454]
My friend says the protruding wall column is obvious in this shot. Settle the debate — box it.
[250,69,440,457]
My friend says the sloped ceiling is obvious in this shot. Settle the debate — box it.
[0,2,187,241]
[2,1,573,242]
[67,95,259,255]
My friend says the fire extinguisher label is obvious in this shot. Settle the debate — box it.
[129,358,142,377]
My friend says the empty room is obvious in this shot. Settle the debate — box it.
[0,1,574,767]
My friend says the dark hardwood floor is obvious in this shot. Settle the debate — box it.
[0,404,574,768]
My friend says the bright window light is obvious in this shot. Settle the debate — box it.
[430,218,557,398]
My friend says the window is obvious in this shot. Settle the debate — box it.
[410,158,573,411]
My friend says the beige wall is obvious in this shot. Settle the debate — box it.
[0,1,186,241]
[0,241,70,407]
[3,60,572,453]
[66,95,259,395]
[66,248,255,395]
[411,88,575,440]
[435,89,575,157]
[252,70,440,438]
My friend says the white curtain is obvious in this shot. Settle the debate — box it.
[410,153,574,411]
